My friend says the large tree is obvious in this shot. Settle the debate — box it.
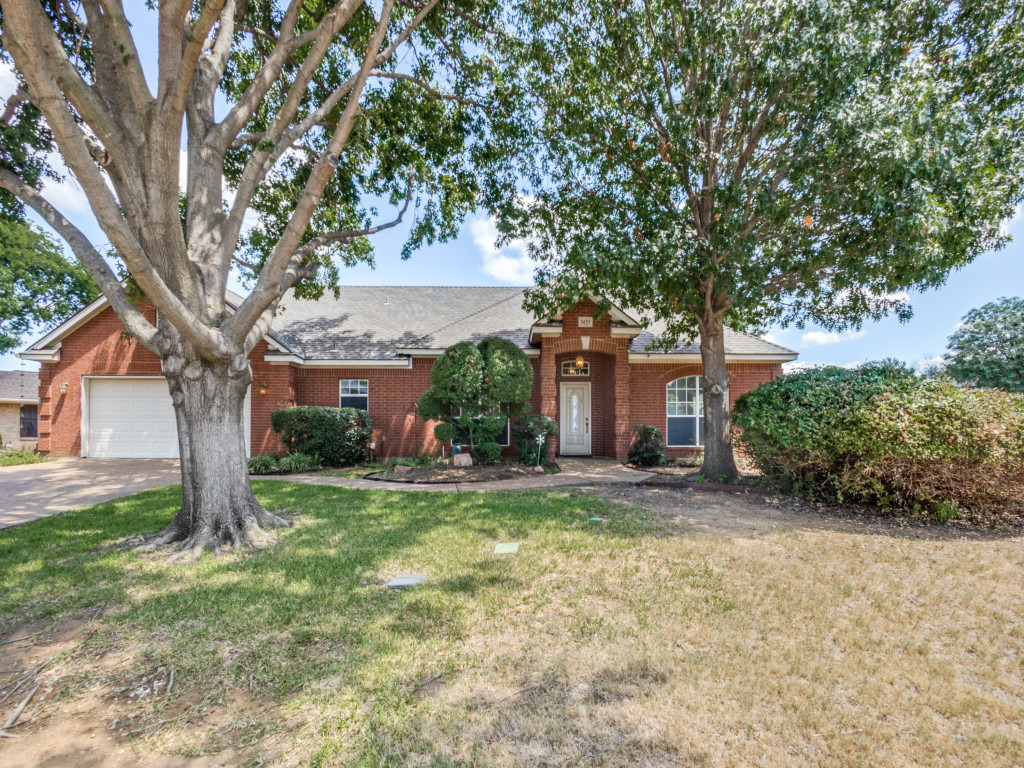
[488,0,1024,480]
[0,1,490,553]
[945,297,1024,391]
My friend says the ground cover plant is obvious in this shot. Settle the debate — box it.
[734,362,1024,521]
[0,448,50,467]
[1,484,1021,767]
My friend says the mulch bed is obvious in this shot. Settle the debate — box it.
[366,463,550,484]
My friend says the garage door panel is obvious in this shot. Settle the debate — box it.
[86,378,250,459]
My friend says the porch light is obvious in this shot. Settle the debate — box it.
[59,381,69,394]
[575,355,585,369]
[259,382,270,396]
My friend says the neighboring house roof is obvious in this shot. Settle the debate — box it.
[20,286,797,364]
[0,370,39,403]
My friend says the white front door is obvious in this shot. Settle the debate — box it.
[560,382,591,455]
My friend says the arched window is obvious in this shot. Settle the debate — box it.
[666,376,704,447]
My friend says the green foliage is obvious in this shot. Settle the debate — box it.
[628,425,667,468]
[514,414,558,466]
[944,297,1024,391]
[247,453,280,475]
[0,218,99,353]
[270,406,373,468]
[418,337,534,463]
[0,448,49,467]
[487,0,1024,476]
[734,363,1024,518]
[277,452,323,474]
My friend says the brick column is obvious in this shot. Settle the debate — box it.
[540,337,558,457]
[613,338,632,461]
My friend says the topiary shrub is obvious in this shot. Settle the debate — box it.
[733,362,1024,519]
[514,414,558,465]
[628,424,666,467]
[418,336,534,463]
[270,406,373,467]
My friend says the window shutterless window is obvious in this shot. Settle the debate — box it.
[561,360,590,376]
[20,404,38,439]
[666,376,704,447]
[339,379,369,410]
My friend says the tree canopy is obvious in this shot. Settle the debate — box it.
[945,297,1024,391]
[486,0,1024,480]
[0,217,98,354]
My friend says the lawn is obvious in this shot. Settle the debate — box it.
[0,484,1021,767]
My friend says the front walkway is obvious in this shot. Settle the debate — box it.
[269,457,653,493]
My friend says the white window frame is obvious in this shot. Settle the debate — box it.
[339,379,369,411]
[666,376,704,447]
[561,360,590,376]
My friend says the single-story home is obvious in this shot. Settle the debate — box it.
[19,287,796,461]
[0,369,40,451]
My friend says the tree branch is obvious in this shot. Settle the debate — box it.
[0,168,159,351]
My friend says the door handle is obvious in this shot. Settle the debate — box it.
[585,417,589,433]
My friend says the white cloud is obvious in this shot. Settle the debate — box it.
[800,329,866,348]
[0,61,18,100]
[761,331,780,345]
[470,215,537,284]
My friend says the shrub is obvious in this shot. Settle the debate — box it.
[514,414,558,465]
[418,336,534,463]
[277,452,323,473]
[628,424,666,467]
[0,448,49,467]
[733,362,1024,519]
[247,453,279,474]
[270,406,373,467]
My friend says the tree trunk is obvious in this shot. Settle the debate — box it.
[137,341,289,556]
[698,312,740,483]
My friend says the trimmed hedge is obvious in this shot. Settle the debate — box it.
[733,362,1024,519]
[270,406,373,467]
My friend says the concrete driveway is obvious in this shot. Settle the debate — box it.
[0,459,181,529]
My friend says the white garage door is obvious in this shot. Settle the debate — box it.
[85,378,250,459]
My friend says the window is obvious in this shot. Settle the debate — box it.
[666,376,703,446]
[561,360,590,376]
[20,404,38,439]
[339,379,369,410]
[452,407,510,447]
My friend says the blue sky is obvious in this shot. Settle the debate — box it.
[1,8,1021,373]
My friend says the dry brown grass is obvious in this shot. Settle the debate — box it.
[1,483,1021,767]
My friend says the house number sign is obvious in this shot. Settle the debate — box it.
[578,317,593,328]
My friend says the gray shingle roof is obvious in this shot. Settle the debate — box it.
[269,286,795,360]
[0,370,39,402]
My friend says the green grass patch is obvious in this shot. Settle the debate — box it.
[0,483,731,764]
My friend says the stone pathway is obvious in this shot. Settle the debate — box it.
[266,457,653,493]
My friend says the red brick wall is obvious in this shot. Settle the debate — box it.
[35,298,784,462]
[38,305,165,457]
[629,361,784,457]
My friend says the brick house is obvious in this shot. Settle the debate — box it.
[0,370,39,451]
[19,287,796,461]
